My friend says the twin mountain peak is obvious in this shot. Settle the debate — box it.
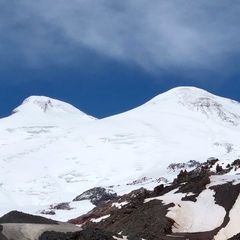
[8,86,240,127]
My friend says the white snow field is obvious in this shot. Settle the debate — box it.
[0,86,240,226]
[145,188,226,233]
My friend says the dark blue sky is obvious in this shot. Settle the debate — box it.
[1,1,240,119]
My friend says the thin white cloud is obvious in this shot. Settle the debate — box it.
[1,0,240,74]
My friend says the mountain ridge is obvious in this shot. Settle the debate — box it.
[4,86,240,122]
[0,86,240,239]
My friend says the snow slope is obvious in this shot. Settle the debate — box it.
[146,188,226,233]
[0,87,240,221]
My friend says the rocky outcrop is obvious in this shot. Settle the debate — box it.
[50,202,73,210]
[89,199,175,240]
[69,188,150,226]
[174,168,210,202]
[73,187,117,205]
[167,159,201,172]
[3,158,240,239]
[68,158,240,240]
[0,211,58,225]
[69,187,175,239]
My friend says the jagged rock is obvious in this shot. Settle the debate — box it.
[88,200,174,240]
[152,184,164,197]
[127,177,150,185]
[128,188,150,202]
[216,163,223,173]
[39,210,56,215]
[73,187,117,205]
[176,169,210,200]
[69,187,175,239]
[232,159,240,166]
[232,159,240,171]
[174,169,188,183]
[167,160,201,172]
[50,202,73,210]
[69,188,150,226]
[68,158,240,240]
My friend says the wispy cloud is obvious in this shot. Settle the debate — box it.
[1,0,240,75]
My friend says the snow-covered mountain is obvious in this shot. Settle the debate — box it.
[0,87,240,233]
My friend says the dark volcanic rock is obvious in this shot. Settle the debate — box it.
[86,199,174,240]
[232,159,240,167]
[228,232,240,240]
[70,158,240,240]
[67,227,116,240]
[39,228,116,240]
[151,184,164,197]
[231,159,240,171]
[210,182,240,229]
[50,202,73,210]
[39,231,73,240]
[39,210,56,215]
[0,211,58,224]
[167,160,201,172]
[73,187,117,205]
[174,168,210,201]
[69,188,151,226]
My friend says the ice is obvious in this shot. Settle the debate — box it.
[0,87,240,222]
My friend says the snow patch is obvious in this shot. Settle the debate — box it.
[167,189,225,233]
[112,201,128,209]
[91,214,110,223]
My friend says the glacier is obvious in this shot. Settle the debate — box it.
[0,86,240,226]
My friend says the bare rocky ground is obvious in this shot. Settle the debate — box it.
[68,158,240,240]
[1,159,240,239]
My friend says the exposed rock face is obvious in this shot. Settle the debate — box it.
[174,168,210,202]
[167,160,201,172]
[3,158,240,239]
[90,200,175,240]
[50,202,73,210]
[69,188,150,226]
[68,158,240,240]
[69,187,175,239]
[73,187,117,205]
